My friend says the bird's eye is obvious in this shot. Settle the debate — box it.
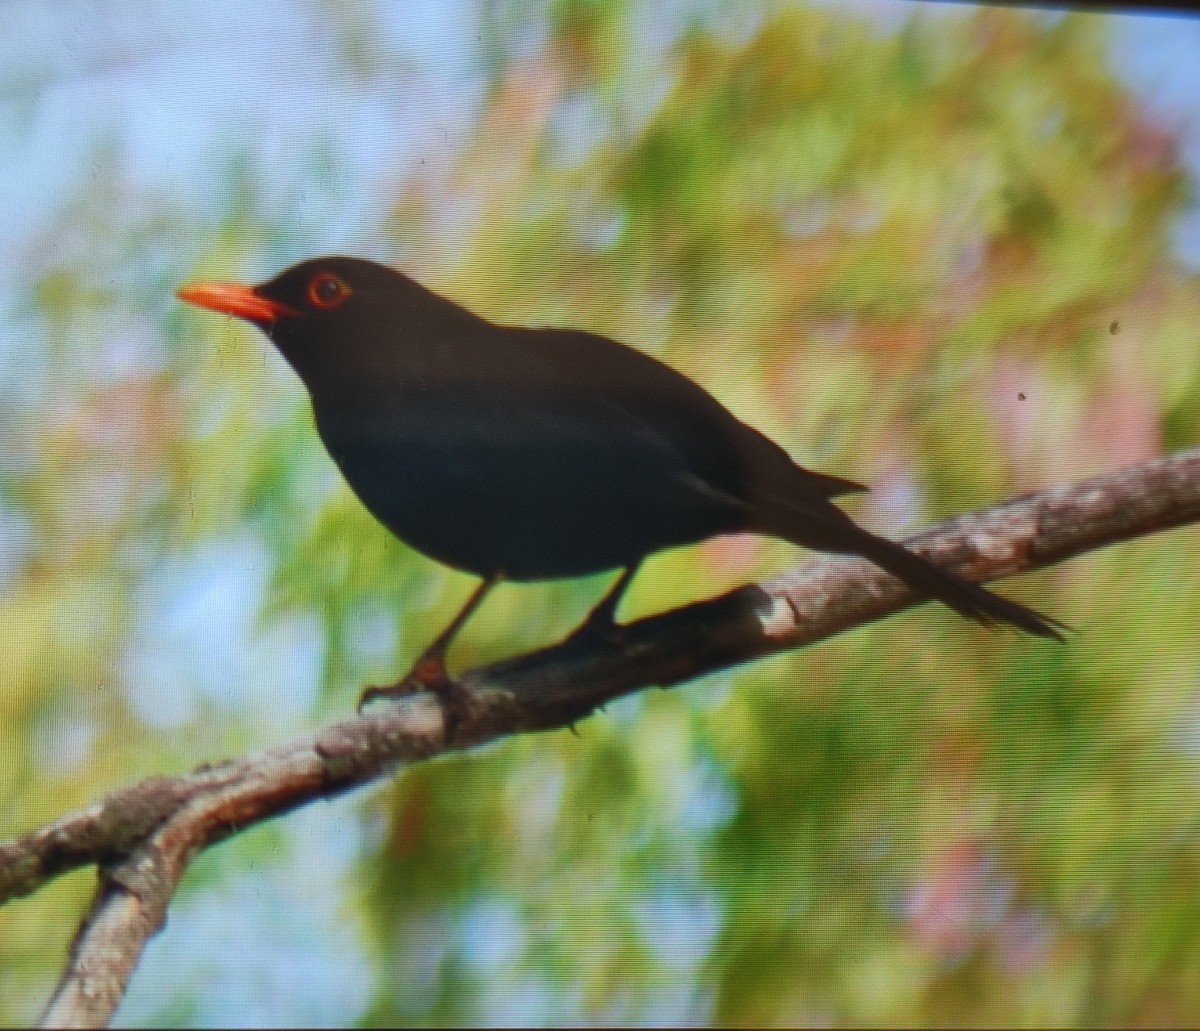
[308,272,350,309]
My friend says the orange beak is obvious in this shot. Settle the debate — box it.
[176,281,297,322]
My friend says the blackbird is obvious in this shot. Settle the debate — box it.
[178,256,1063,717]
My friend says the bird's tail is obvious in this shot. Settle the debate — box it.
[758,498,1067,640]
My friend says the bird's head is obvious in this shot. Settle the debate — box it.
[177,256,468,387]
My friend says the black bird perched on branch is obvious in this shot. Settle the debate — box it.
[178,256,1063,716]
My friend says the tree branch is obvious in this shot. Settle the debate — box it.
[6,447,1200,1026]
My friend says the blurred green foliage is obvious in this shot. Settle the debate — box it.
[3,1,1200,1025]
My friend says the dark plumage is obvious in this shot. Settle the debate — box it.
[178,256,1064,715]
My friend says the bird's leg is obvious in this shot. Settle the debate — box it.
[561,562,640,649]
[358,574,500,735]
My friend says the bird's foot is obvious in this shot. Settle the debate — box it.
[357,678,417,711]
[559,614,630,654]
[357,655,477,743]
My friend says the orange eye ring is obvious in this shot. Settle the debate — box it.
[308,272,350,309]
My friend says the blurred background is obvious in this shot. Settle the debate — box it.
[3,0,1200,1025]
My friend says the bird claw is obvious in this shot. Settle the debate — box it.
[560,615,629,653]
[356,678,420,713]
[357,667,477,744]
[426,675,477,743]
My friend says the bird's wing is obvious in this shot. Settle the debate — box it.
[316,351,755,578]
[315,322,752,526]
[516,326,866,502]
